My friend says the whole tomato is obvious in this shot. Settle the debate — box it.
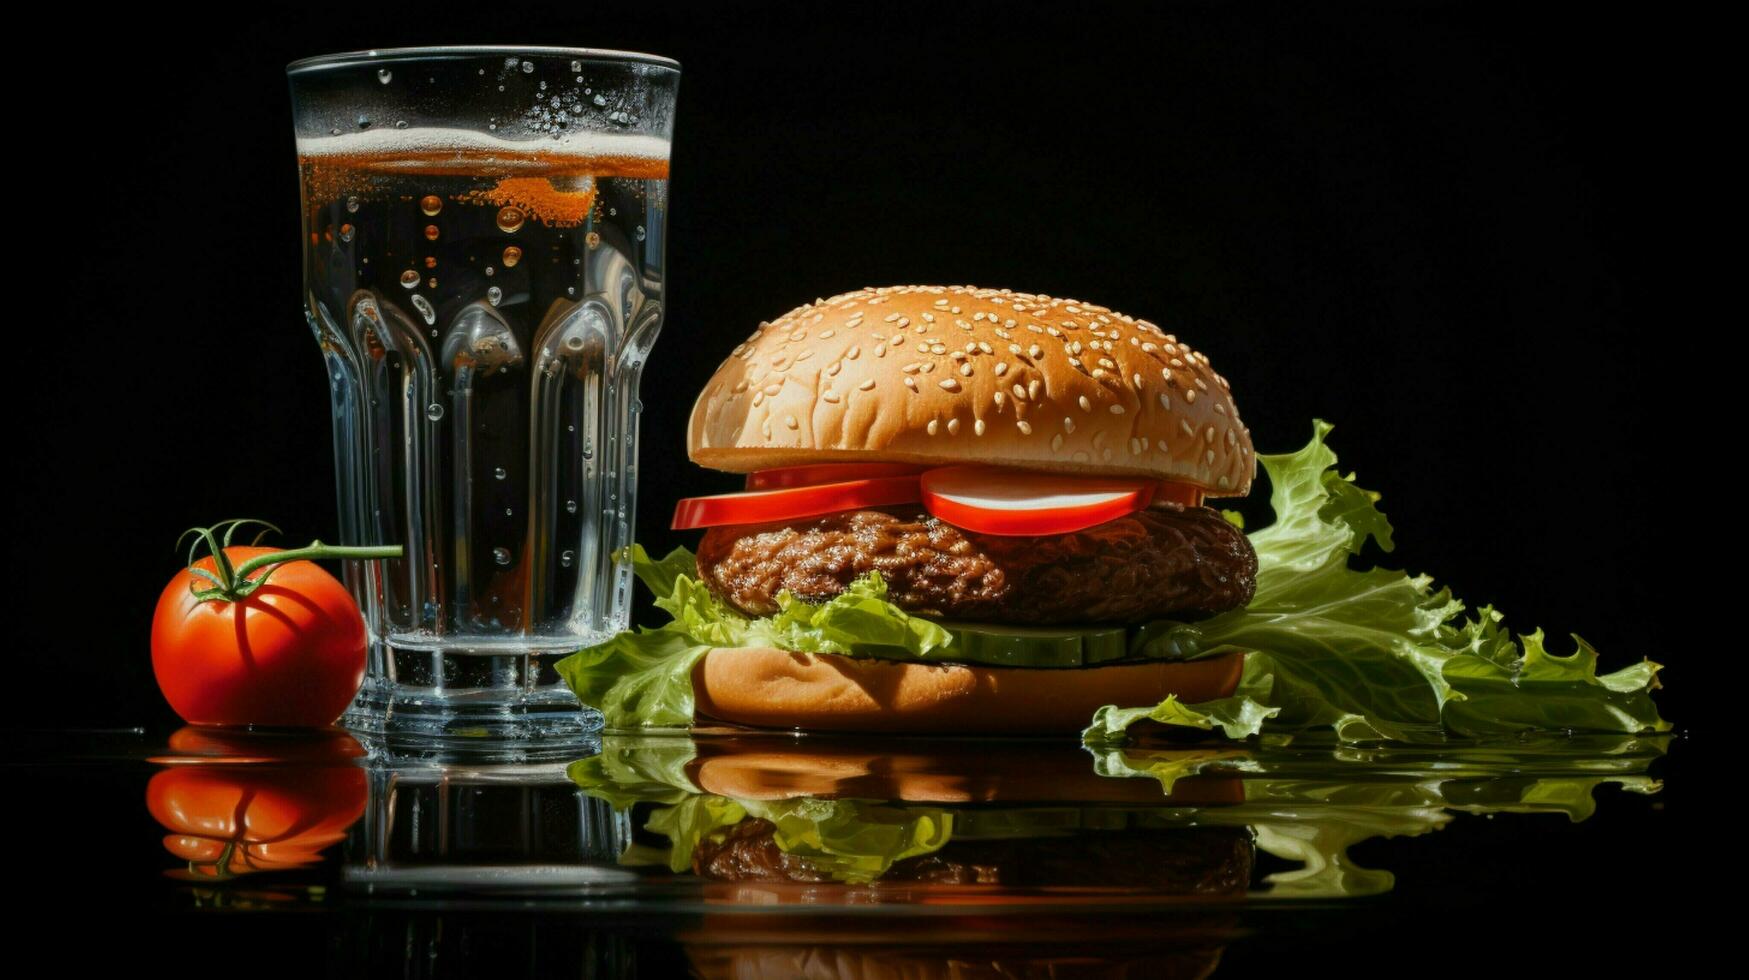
[152,543,373,727]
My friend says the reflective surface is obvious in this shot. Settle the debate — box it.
[14,725,1690,975]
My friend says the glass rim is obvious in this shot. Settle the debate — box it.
[287,45,680,75]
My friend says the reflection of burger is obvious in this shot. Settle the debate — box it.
[667,286,1258,733]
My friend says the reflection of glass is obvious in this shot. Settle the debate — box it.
[286,48,679,743]
[145,728,367,880]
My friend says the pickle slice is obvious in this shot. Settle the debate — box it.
[928,621,1133,668]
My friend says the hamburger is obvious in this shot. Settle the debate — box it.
[658,284,1257,734]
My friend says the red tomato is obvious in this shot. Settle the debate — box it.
[744,463,927,490]
[919,466,1157,536]
[1154,481,1205,509]
[151,546,367,727]
[671,475,923,530]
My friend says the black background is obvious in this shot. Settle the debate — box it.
[13,3,1703,732]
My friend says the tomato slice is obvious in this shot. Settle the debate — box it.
[745,463,927,491]
[919,466,1157,536]
[673,475,923,530]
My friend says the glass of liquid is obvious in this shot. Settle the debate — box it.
[287,47,678,744]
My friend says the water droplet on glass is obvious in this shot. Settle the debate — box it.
[420,195,443,216]
[487,122,497,131]
[427,276,439,289]
[582,438,594,459]
[592,93,607,107]
[339,223,355,242]
[330,127,343,136]
[560,550,575,568]
[521,61,535,74]
[570,59,583,72]
[566,286,576,296]
[484,266,495,277]
[502,246,522,268]
[411,294,436,325]
[586,231,601,249]
[346,196,361,213]
[356,115,371,129]
[496,207,525,234]
[424,224,440,241]
[377,68,392,84]
[565,499,578,514]
[426,403,444,421]
[399,269,420,289]
[608,207,617,217]
[504,508,514,517]
[494,466,508,480]
[424,256,437,269]
[394,120,407,129]
[492,547,512,566]
[635,225,646,241]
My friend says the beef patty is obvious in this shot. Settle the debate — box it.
[695,503,1256,625]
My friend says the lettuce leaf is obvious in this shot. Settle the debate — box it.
[1083,420,1670,745]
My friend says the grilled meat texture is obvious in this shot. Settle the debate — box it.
[695,504,1256,624]
[691,818,1253,891]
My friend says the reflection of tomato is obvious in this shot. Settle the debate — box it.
[150,546,367,727]
[146,728,367,879]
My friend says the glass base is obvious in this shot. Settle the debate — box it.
[341,639,601,752]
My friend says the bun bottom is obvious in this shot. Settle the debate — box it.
[691,647,1244,735]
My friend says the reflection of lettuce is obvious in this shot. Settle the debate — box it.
[557,422,1670,743]
[1087,422,1669,744]
[572,733,1666,896]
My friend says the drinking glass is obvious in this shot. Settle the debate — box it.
[287,47,678,743]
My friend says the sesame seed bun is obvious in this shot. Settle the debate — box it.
[690,647,1245,735]
[688,285,1254,495]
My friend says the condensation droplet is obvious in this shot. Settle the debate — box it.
[394,120,407,129]
[338,223,355,242]
[424,224,440,241]
[585,231,601,249]
[560,550,575,568]
[346,196,361,213]
[487,286,502,306]
[566,286,576,296]
[501,246,522,268]
[356,115,371,129]
[504,508,514,517]
[492,547,512,565]
[635,225,646,241]
[496,207,525,234]
[484,266,495,277]
[398,269,419,289]
[520,61,535,74]
[494,466,508,480]
[424,256,437,269]
[566,499,578,514]
[570,59,583,72]
[592,93,607,107]
[410,294,436,324]
[377,68,392,84]
[426,403,444,421]
[420,195,443,216]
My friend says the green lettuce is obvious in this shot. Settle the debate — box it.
[1084,420,1669,745]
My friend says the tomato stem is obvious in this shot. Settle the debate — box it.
[180,519,403,604]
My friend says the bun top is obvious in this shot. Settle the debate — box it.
[687,285,1254,495]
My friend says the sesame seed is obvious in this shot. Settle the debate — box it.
[1051,433,1064,451]
[788,329,807,341]
[732,380,749,393]
[947,418,961,435]
[820,329,835,339]
[794,350,813,361]
[1132,373,1144,389]
[1181,420,1195,437]
[902,362,921,374]
[858,378,876,391]
[1091,368,1106,379]
[1206,449,1215,465]
[1218,475,1231,489]
[1069,357,1085,371]
[1009,343,1023,355]
[884,313,901,323]
[847,345,861,359]
[1184,389,1197,403]
[764,383,782,396]
[927,419,939,435]
[975,419,987,436]
[930,344,947,354]
[950,350,967,361]
[1214,403,1226,415]
[904,377,918,391]
[1170,358,1184,367]
[1028,344,1043,358]
[1109,404,1126,415]
[752,391,765,406]
[1063,417,1075,433]
[994,391,1006,407]
[1142,342,1157,353]
[978,341,993,354]
[1157,439,1169,452]
[784,415,798,429]
[1102,448,1114,461]
[1012,383,1028,401]
[1204,426,1215,443]
[939,378,960,391]
[959,363,973,377]
[921,312,935,323]
[915,343,929,353]
[827,362,841,376]
[1158,393,1171,411]
[1195,378,1208,391]
[1072,450,1090,462]
[874,343,887,357]
[995,362,1009,376]
[1016,420,1033,435]
[1129,437,1143,455]
[1078,395,1093,412]
[823,390,841,403]
[1028,379,1041,400]
[1227,429,1237,446]
[923,361,936,372]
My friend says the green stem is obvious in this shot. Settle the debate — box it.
[229,542,403,581]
